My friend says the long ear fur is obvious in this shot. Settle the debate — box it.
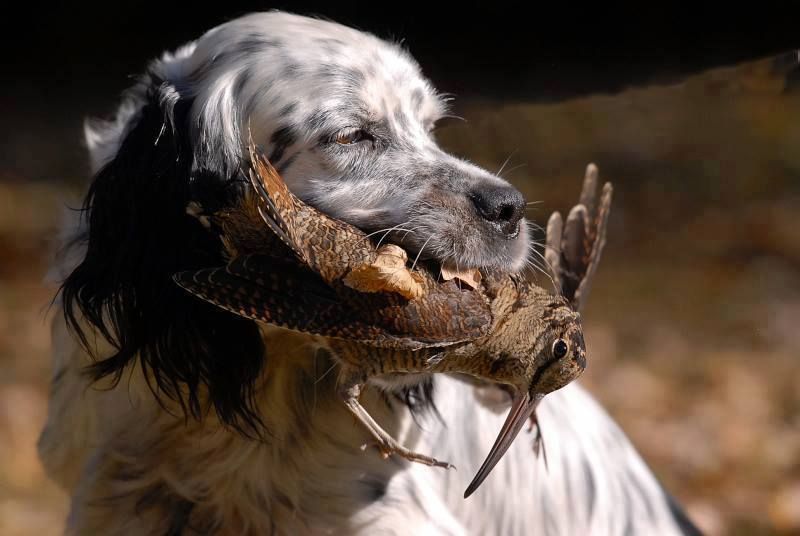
[61,73,266,436]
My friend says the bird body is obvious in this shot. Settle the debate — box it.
[178,142,494,350]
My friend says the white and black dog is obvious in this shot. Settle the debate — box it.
[39,11,700,535]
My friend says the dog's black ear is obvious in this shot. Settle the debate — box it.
[61,75,266,437]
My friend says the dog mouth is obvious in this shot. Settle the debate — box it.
[362,214,530,275]
[504,223,521,240]
[403,188,530,274]
[318,184,530,274]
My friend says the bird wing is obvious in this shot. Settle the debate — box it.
[173,255,483,350]
[343,278,493,344]
[246,138,374,284]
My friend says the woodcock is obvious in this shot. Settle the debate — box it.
[173,141,613,498]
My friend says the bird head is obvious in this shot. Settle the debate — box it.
[462,283,586,498]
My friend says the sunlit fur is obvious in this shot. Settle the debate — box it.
[39,10,699,535]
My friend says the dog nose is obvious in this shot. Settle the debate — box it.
[470,185,526,236]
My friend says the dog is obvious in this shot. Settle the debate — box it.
[38,11,700,535]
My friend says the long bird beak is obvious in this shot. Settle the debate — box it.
[463,392,543,498]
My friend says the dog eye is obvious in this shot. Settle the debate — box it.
[334,129,373,145]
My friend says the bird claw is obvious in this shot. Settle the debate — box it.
[373,439,454,469]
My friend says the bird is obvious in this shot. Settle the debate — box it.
[173,140,612,497]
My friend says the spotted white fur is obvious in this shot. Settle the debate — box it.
[87,11,529,273]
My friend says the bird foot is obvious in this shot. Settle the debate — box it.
[364,436,454,469]
[339,370,453,470]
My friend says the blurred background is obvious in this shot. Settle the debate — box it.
[1,3,799,535]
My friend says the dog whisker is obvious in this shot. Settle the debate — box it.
[376,225,415,249]
[523,244,557,290]
[525,220,545,234]
[400,225,424,241]
[439,113,466,122]
[496,150,517,177]
[501,163,527,176]
[411,234,435,272]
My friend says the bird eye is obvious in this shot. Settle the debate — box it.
[335,128,372,145]
[552,339,569,359]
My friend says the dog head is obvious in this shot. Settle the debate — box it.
[65,11,531,432]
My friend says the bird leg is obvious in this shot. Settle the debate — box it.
[337,367,453,469]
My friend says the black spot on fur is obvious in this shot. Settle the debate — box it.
[342,67,365,87]
[276,152,298,175]
[278,102,297,119]
[394,376,442,429]
[233,71,251,98]
[268,126,296,164]
[61,74,266,438]
[361,478,388,501]
[281,61,300,79]
[307,109,333,133]
[313,64,364,89]
[188,36,279,91]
